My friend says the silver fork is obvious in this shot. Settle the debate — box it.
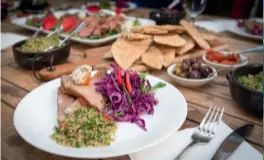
[174,105,224,160]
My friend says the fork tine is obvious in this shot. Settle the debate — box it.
[198,105,212,130]
[204,106,217,133]
[207,106,220,135]
[217,107,224,124]
[212,106,224,134]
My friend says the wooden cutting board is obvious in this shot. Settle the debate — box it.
[39,45,113,81]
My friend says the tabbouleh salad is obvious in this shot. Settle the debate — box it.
[51,107,117,148]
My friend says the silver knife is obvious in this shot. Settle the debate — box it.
[212,124,254,160]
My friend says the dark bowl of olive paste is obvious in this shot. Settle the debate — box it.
[12,37,70,71]
[226,64,263,117]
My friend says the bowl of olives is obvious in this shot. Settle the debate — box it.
[167,58,217,88]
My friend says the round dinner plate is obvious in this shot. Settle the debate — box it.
[14,73,187,158]
[227,20,262,40]
[86,1,137,12]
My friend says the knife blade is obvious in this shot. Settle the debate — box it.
[212,124,254,160]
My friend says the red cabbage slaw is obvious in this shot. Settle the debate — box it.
[94,63,166,131]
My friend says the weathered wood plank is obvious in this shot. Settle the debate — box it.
[212,76,229,86]
[193,83,232,101]
[1,102,99,160]
[1,47,15,66]
[1,80,28,108]
[2,66,41,91]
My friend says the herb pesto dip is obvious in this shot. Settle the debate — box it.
[51,107,117,148]
[17,36,60,53]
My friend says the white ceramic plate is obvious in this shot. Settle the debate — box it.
[227,20,262,40]
[202,51,248,70]
[167,64,217,88]
[10,9,156,46]
[86,1,137,12]
[14,72,187,159]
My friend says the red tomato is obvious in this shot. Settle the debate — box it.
[104,114,112,121]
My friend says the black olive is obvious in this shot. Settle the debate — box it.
[179,72,188,78]
[196,58,202,64]
[188,70,201,79]
[183,59,191,65]
[200,66,213,78]
[181,60,190,71]
[189,58,197,65]
[192,62,201,70]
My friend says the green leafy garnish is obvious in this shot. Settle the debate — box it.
[25,19,40,27]
[108,28,121,36]
[139,72,148,79]
[54,126,61,134]
[133,18,141,27]
[88,36,101,40]
[149,82,166,93]
[115,111,124,117]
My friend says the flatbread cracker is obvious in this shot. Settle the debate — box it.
[154,34,186,47]
[141,45,163,70]
[175,35,195,56]
[121,32,152,40]
[180,20,210,50]
[158,45,176,67]
[134,58,143,64]
[129,64,148,72]
[160,25,185,34]
[111,38,152,69]
[131,26,168,35]
[201,33,219,41]
[103,50,113,59]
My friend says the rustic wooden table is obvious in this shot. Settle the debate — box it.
[1,5,263,160]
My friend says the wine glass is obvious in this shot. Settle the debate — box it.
[183,0,207,24]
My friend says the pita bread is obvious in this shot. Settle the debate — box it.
[103,50,113,59]
[161,25,185,34]
[141,45,163,70]
[134,58,143,64]
[157,45,176,67]
[121,32,152,40]
[111,38,152,69]
[180,20,210,50]
[201,33,219,41]
[154,34,186,47]
[175,35,195,56]
[129,64,148,72]
[131,26,168,35]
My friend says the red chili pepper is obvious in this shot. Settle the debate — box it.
[117,66,124,86]
[125,70,132,94]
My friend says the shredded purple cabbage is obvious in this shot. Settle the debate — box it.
[94,63,157,131]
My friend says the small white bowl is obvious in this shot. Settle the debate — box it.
[202,51,248,70]
[167,63,217,88]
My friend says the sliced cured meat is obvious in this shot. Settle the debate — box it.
[57,87,75,123]
[61,75,106,112]
[78,18,97,37]
[92,27,101,36]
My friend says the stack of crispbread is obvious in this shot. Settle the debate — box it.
[104,20,228,72]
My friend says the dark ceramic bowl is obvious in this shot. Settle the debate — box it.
[226,64,263,117]
[12,38,70,71]
[149,9,185,25]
